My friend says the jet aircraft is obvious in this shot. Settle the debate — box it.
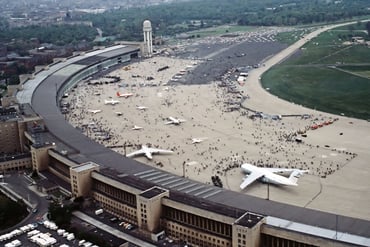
[136,106,148,110]
[126,145,173,160]
[132,125,143,130]
[191,137,208,144]
[240,163,308,190]
[104,99,120,105]
[165,116,186,125]
[116,92,133,98]
[87,109,102,114]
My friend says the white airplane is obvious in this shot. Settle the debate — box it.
[87,109,102,114]
[191,137,208,144]
[126,145,173,160]
[136,106,148,110]
[104,99,120,105]
[132,125,143,130]
[116,91,133,98]
[165,116,186,125]
[240,163,308,190]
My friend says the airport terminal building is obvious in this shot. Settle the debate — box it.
[1,45,369,247]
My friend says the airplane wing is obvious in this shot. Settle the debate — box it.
[147,148,173,155]
[164,121,173,125]
[126,150,145,158]
[240,171,264,190]
[264,167,296,173]
[288,170,307,184]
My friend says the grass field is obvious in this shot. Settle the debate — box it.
[262,23,370,120]
[276,28,314,45]
[187,24,255,37]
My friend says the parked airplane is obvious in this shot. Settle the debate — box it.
[116,91,133,98]
[191,137,208,144]
[165,116,186,125]
[104,99,120,105]
[132,125,143,130]
[136,106,148,110]
[240,163,308,190]
[87,109,102,114]
[126,145,173,159]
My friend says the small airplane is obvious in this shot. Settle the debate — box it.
[240,163,308,190]
[87,109,102,114]
[116,91,134,98]
[136,106,148,110]
[132,125,143,130]
[165,116,186,125]
[191,137,208,144]
[104,99,120,105]
[126,145,173,159]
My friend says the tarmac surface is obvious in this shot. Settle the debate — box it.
[25,24,370,239]
[65,25,370,224]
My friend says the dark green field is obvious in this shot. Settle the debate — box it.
[0,192,28,230]
[262,23,370,120]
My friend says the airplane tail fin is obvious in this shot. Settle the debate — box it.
[116,92,120,97]
[289,170,308,184]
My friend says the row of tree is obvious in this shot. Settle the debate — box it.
[1,0,370,45]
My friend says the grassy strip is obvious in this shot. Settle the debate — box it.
[263,23,370,120]
[262,66,370,119]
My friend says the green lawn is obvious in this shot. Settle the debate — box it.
[187,25,256,37]
[276,28,313,45]
[262,24,370,120]
[262,65,370,119]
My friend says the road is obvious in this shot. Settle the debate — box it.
[242,20,370,114]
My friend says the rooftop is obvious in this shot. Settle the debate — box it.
[99,168,154,191]
[236,212,264,228]
[140,187,167,199]
[0,153,31,163]
[169,191,246,219]
[71,161,99,173]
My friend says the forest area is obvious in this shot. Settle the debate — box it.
[0,0,369,45]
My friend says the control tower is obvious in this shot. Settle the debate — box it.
[143,20,153,57]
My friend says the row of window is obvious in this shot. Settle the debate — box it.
[162,205,232,238]
[93,192,137,223]
[163,221,230,247]
[0,159,31,171]
[0,164,29,172]
[261,234,318,247]
[93,180,136,207]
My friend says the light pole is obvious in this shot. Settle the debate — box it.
[182,162,186,177]
[182,161,198,178]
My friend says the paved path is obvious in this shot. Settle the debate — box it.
[242,20,370,115]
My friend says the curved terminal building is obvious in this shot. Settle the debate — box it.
[5,44,370,247]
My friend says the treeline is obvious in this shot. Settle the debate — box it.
[0,24,96,45]
[0,0,369,45]
[83,0,370,40]
[0,192,28,230]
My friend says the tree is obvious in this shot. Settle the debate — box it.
[48,201,72,229]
